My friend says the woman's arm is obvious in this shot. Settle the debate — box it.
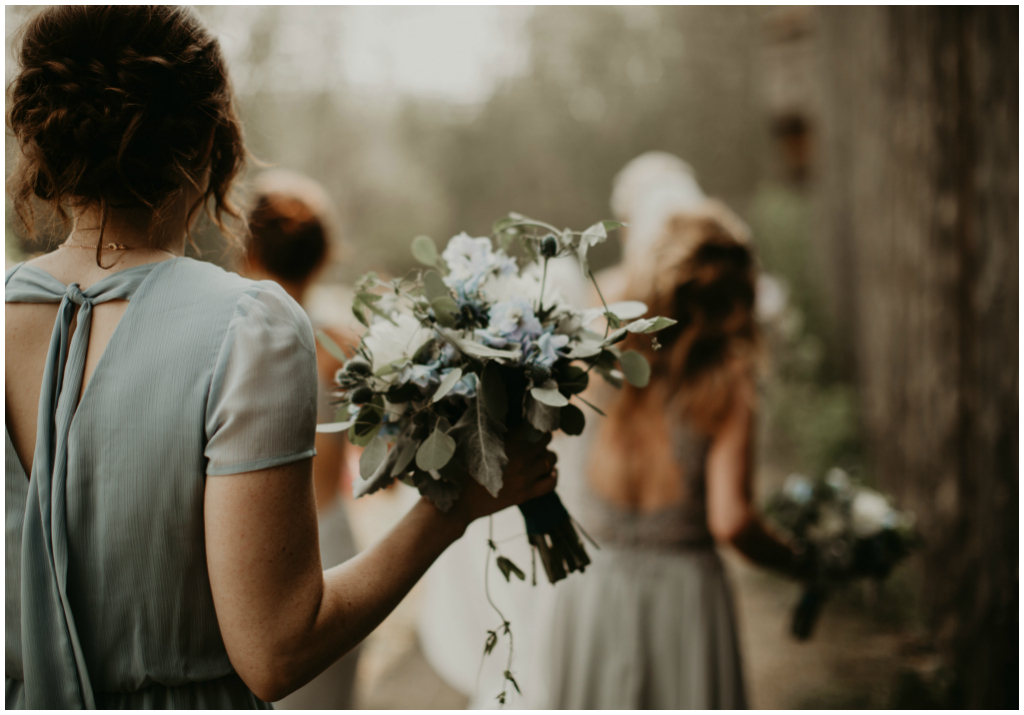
[204,430,556,702]
[705,377,804,575]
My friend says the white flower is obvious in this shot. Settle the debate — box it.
[442,233,516,295]
[850,490,894,538]
[756,273,789,323]
[362,313,434,379]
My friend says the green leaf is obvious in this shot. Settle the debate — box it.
[348,420,382,447]
[626,316,678,333]
[349,398,383,446]
[431,296,460,328]
[601,220,626,232]
[602,327,629,346]
[605,311,622,330]
[359,437,388,479]
[453,400,508,497]
[316,417,356,434]
[431,368,463,403]
[416,427,457,472]
[484,630,498,656]
[555,365,589,395]
[481,362,508,422]
[530,385,569,407]
[423,271,450,302]
[607,300,648,320]
[352,302,369,327]
[316,329,348,362]
[492,215,520,234]
[390,437,419,477]
[619,350,651,387]
[560,403,586,435]
[504,671,522,695]
[411,235,439,266]
[496,555,526,582]
[525,394,560,432]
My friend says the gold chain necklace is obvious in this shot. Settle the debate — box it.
[60,242,135,251]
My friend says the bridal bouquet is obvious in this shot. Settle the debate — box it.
[319,214,675,584]
[766,469,920,639]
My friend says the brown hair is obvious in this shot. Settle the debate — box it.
[611,201,759,436]
[247,193,328,284]
[6,6,246,257]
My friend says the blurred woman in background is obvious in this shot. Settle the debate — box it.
[241,170,361,709]
[529,154,810,709]
[4,6,556,708]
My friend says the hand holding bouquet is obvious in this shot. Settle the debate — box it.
[319,214,676,583]
[765,468,920,639]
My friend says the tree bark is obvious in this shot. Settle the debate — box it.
[816,7,1017,708]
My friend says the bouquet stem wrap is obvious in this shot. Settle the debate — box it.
[518,491,590,583]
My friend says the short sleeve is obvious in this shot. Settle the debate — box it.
[205,282,318,475]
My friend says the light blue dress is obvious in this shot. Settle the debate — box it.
[5,257,318,708]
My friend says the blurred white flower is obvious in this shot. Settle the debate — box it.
[756,273,789,323]
[362,313,433,377]
[825,467,851,493]
[850,490,895,538]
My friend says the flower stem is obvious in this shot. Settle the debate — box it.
[537,257,549,313]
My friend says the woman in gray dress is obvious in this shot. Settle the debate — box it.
[4,6,556,709]
[241,170,362,709]
[529,156,810,709]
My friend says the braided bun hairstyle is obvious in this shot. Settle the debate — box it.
[7,6,245,250]
[610,200,760,436]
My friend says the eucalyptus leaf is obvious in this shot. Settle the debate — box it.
[412,470,461,513]
[411,235,438,266]
[568,339,603,359]
[606,300,649,320]
[577,395,607,416]
[481,362,508,422]
[601,327,629,346]
[352,456,394,499]
[423,271,450,302]
[316,417,356,434]
[352,302,369,327]
[416,427,457,472]
[559,403,586,436]
[315,329,348,363]
[453,401,508,497]
[525,394,561,433]
[605,312,622,329]
[626,316,678,333]
[348,421,382,447]
[530,385,569,407]
[390,437,419,477]
[431,297,460,327]
[359,437,389,479]
[619,350,651,388]
[432,368,463,403]
[601,220,626,232]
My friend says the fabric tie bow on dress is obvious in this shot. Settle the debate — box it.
[7,263,157,709]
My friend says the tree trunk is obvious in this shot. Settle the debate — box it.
[816,7,1018,708]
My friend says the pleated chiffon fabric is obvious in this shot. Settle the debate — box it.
[5,258,318,708]
[529,546,748,709]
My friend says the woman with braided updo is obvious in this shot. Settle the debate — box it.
[5,6,556,709]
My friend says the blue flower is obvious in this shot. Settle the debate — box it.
[532,331,570,368]
[449,372,478,398]
[487,297,543,341]
[442,233,517,296]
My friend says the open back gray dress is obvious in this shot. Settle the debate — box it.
[528,415,748,709]
[5,257,318,708]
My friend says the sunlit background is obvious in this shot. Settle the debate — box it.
[5,5,1016,710]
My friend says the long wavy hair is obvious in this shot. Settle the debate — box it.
[609,200,760,437]
[6,6,246,260]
